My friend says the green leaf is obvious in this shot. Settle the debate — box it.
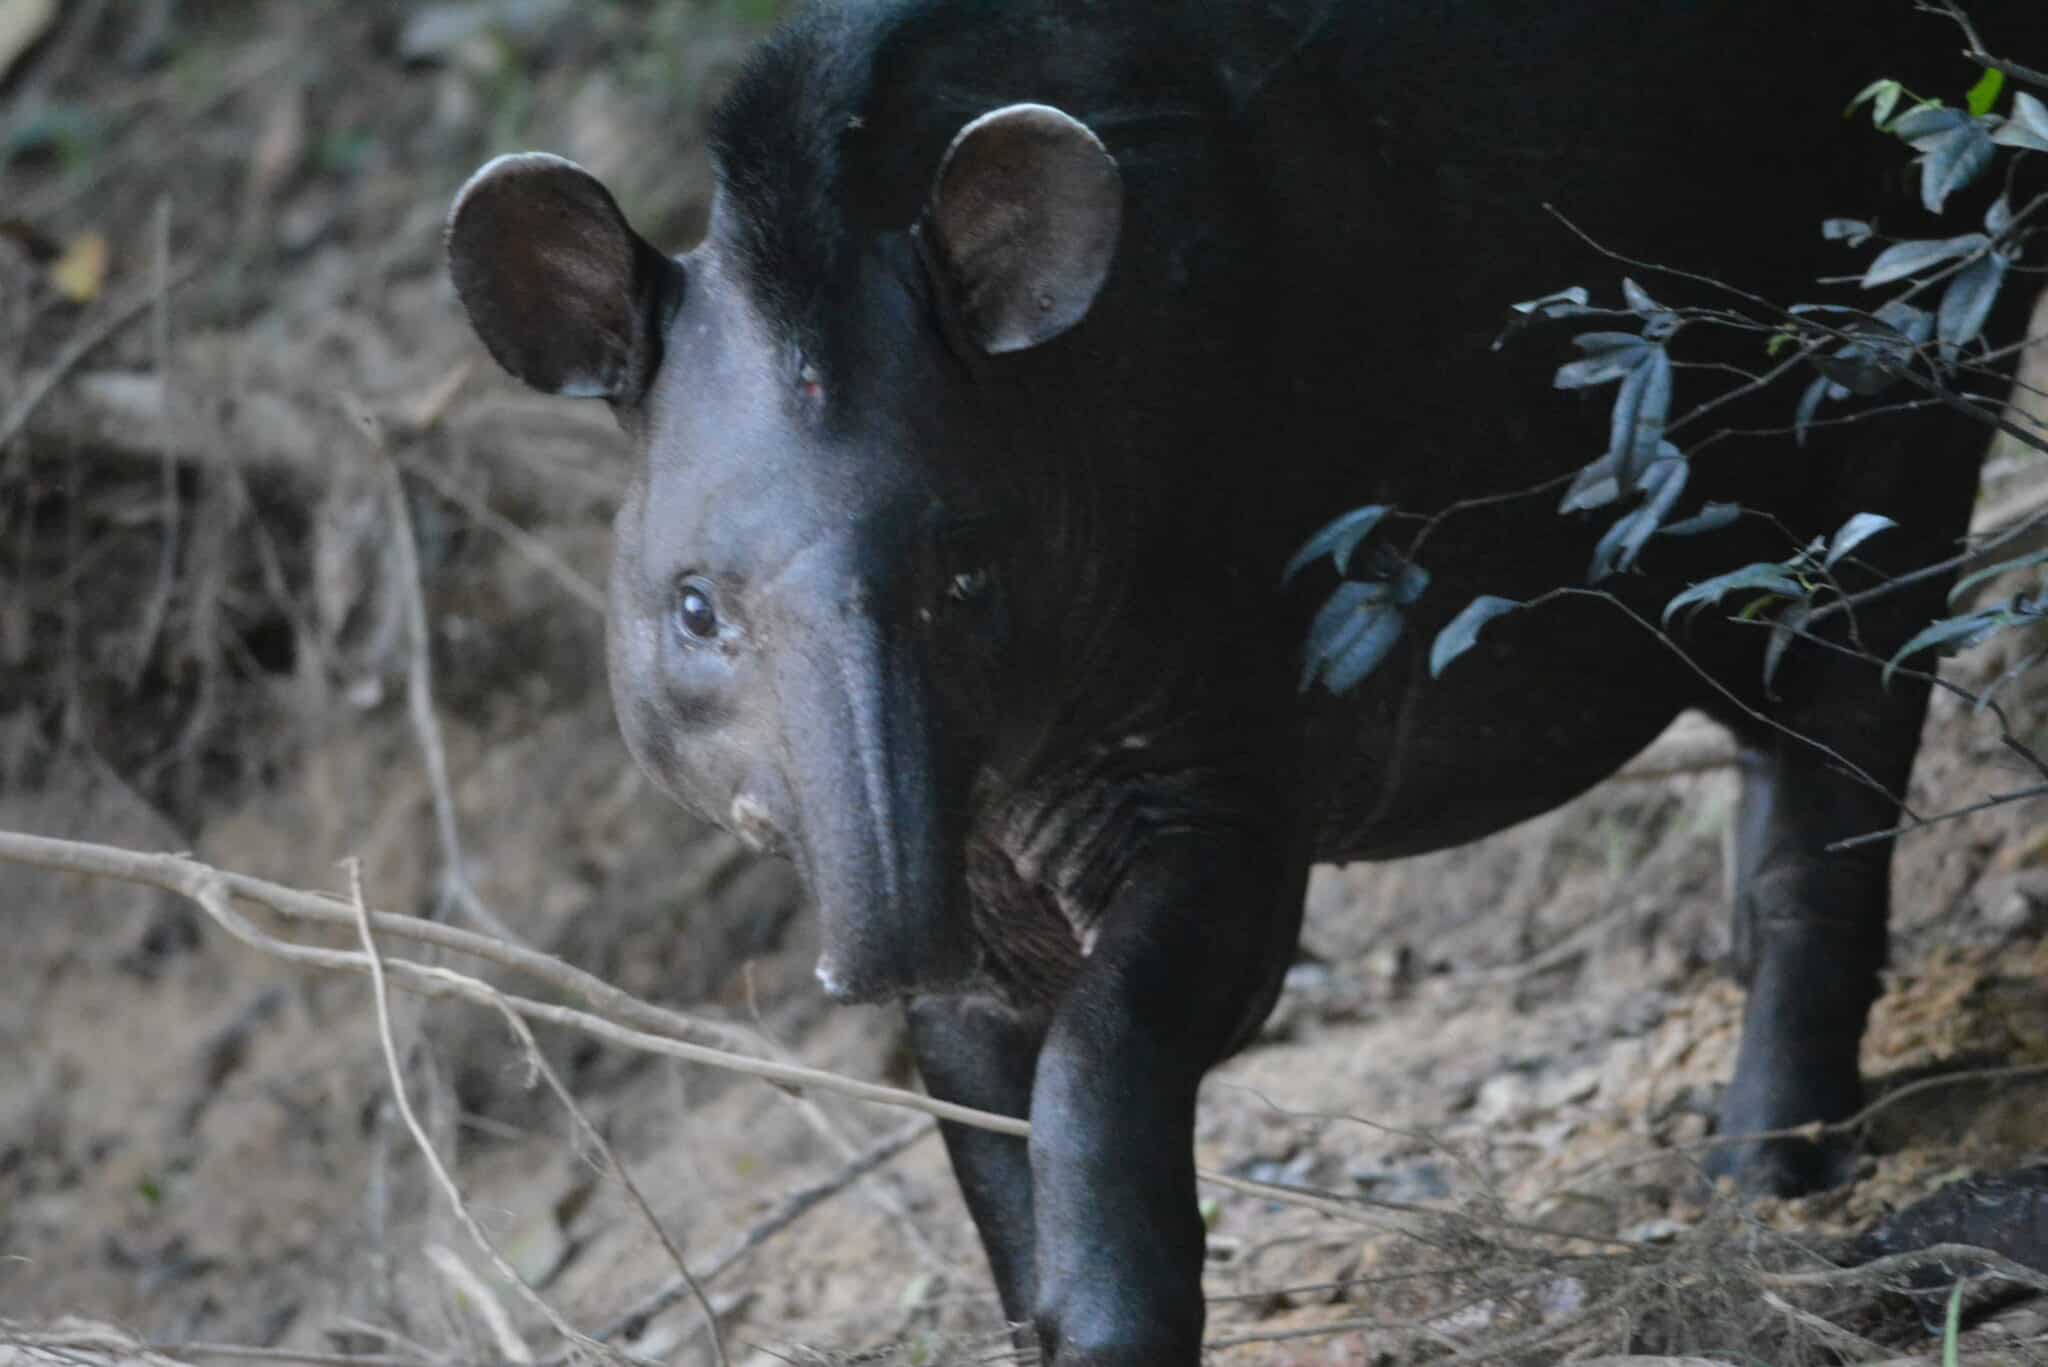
[1994,91,2048,151]
[1664,563,1807,624]
[1430,596,1520,677]
[1825,512,1897,569]
[1510,285,1590,316]
[1967,67,2005,118]
[1847,78,1904,126]
[1884,610,2004,682]
[1284,505,1391,584]
[1942,1279,1963,1367]
[1861,233,1986,289]
[1949,547,2048,604]
[1321,602,1408,694]
[1659,502,1743,538]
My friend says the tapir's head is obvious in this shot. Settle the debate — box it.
[445,100,1122,1002]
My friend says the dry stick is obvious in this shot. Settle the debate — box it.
[0,829,1018,1127]
[0,261,202,452]
[129,195,179,686]
[0,831,1761,1251]
[375,442,525,947]
[13,825,2045,1343]
[345,860,625,1366]
[469,988,728,1367]
[1549,1057,2048,1197]
[740,965,949,1276]
[319,1318,444,1367]
[1924,0,2048,91]
[1761,1242,2048,1296]
[147,1349,485,1367]
[590,1116,938,1345]
[396,452,606,616]
[8,832,763,1056]
[425,1244,534,1365]
[1758,1289,1889,1363]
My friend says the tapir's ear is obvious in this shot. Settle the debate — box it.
[446,152,682,401]
[923,103,1122,356]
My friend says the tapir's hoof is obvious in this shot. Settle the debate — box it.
[1703,1133,1857,1198]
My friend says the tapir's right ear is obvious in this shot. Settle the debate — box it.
[446,153,682,401]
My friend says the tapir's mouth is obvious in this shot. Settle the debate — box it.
[800,832,978,1004]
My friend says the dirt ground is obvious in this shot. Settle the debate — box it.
[4,5,2048,1366]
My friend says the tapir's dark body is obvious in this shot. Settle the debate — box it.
[448,3,2034,1361]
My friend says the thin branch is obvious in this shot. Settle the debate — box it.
[1828,780,2048,850]
[395,451,606,616]
[0,831,764,1054]
[376,442,525,946]
[1761,1240,2048,1295]
[128,195,179,685]
[344,861,619,1364]
[1921,0,2048,89]
[0,829,1643,1274]
[1535,588,1914,817]
[471,983,728,1365]
[0,260,203,451]
[592,1115,938,1343]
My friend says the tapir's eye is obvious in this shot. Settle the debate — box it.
[947,567,990,601]
[674,577,720,642]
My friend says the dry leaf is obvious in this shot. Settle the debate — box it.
[245,83,306,206]
[0,0,57,81]
[383,359,473,433]
[50,230,109,302]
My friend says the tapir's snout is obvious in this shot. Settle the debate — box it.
[768,540,979,1003]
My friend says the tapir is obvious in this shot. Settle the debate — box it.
[445,1,2034,1360]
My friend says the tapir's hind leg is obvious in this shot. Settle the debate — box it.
[1702,369,1992,1194]
[1709,728,1915,1193]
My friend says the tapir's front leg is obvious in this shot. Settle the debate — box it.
[906,996,1046,1330]
[1028,830,1306,1366]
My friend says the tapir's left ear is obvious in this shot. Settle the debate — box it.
[446,152,682,402]
[922,103,1122,356]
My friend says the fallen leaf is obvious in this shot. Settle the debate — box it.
[245,82,306,205]
[50,229,109,302]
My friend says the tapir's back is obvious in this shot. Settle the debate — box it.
[1254,2,2023,858]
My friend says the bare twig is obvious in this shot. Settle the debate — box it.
[1921,0,2048,90]
[740,966,948,1276]
[0,829,1647,1275]
[375,439,525,945]
[592,1115,939,1344]
[0,261,202,452]
[1761,1241,2048,1295]
[151,1348,485,1367]
[0,830,765,1054]
[1828,781,2048,851]
[0,829,1023,1132]
[128,195,179,685]
[1758,1288,1889,1362]
[395,452,606,616]
[345,861,617,1363]
[1532,587,1914,816]
[471,987,727,1366]
[425,1244,534,1365]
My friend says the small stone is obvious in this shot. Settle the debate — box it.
[1973,869,2048,933]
